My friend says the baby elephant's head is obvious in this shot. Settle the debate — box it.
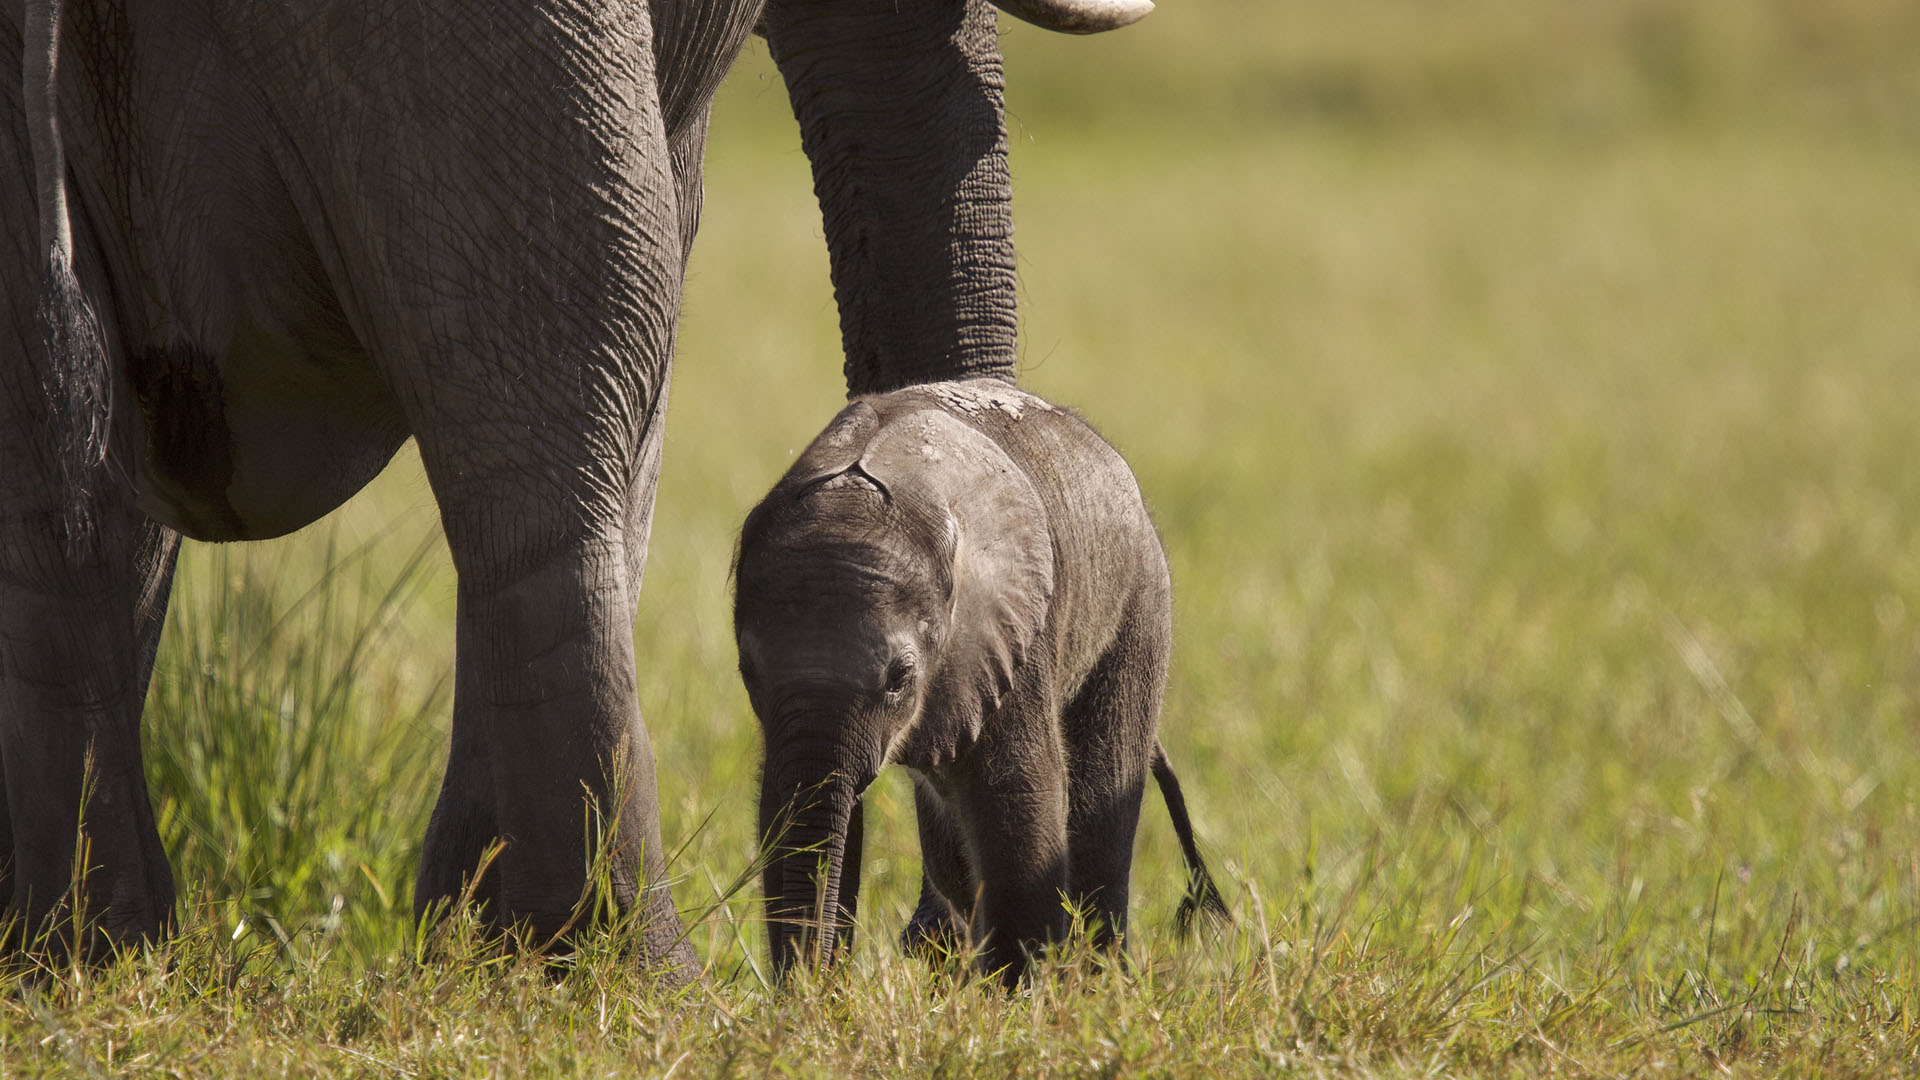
[733,401,1054,974]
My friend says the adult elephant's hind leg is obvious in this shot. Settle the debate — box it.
[0,508,180,957]
[0,70,177,953]
[0,279,179,955]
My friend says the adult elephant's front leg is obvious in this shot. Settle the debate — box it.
[413,408,687,976]
[404,316,690,977]
[443,495,680,961]
[243,0,697,976]
[415,651,501,922]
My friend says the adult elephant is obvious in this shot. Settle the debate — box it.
[0,0,1147,972]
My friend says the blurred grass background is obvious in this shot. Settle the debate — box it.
[71,0,1920,1070]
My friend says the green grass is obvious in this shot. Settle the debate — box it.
[8,1,1920,1073]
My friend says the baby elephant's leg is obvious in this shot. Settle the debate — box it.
[901,775,972,958]
[1060,604,1170,950]
[956,691,1071,988]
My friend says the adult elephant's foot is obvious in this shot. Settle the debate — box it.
[0,707,178,962]
[0,532,180,963]
[629,878,700,985]
[412,737,698,982]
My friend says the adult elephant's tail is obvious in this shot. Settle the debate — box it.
[23,0,113,547]
[1151,742,1232,934]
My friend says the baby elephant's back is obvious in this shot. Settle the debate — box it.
[872,381,1170,686]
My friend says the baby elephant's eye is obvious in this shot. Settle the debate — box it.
[883,656,915,697]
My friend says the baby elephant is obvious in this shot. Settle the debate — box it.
[734,379,1226,986]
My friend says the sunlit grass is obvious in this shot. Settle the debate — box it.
[142,529,448,967]
[6,0,1920,1073]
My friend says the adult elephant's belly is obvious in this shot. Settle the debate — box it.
[131,327,409,544]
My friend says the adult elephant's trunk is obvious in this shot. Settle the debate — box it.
[760,759,863,976]
[763,0,1020,395]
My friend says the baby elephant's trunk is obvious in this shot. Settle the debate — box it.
[761,760,863,977]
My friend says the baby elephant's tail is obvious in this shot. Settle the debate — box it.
[1151,743,1231,933]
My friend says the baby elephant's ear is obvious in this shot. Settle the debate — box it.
[862,411,1055,715]
[781,402,885,492]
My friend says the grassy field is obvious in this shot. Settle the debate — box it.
[8,0,1920,1074]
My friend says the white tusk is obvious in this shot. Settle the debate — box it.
[990,0,1153,34]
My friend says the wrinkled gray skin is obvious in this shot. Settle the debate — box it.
[1,0,1146,967]
[735,380,1226,987]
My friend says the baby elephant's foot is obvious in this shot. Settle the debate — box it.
[898,892,967,963]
